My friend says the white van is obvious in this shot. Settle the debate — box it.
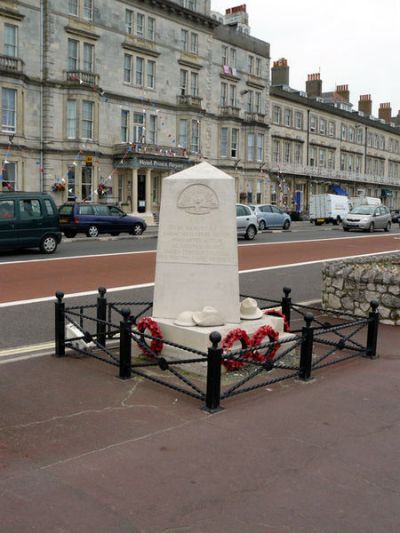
[309,194,351,225]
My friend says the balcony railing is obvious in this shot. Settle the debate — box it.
[114,143,190,158]
[66,70,99,87]
[269,163,398,186]
[176,94,203,108]
[0,55,24,73]
[220,105,241,118]
[244,112,266,124]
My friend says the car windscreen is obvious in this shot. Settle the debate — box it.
[350,206,374,215]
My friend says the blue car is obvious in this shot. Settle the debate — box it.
[250,204,291,230]
[59,202,147,238]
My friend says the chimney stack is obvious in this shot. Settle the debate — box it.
[378,102,392,124]
[358,94,372,115]
[336,84,350,103]
[271,58,289,86]
[305,73,322,97]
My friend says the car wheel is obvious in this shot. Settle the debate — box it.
[368,222,375,233]
[64,231,76,238]
[87,225,99,238]
[40,235,58,254]
[283,220,290,230]
[384,222,391,232]
[343,227,350,232]
[110,232,120,236]
[131,223,144,235]
[245,225,257,240]
[259,220,266,231]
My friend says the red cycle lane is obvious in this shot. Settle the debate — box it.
[0,235,399,303]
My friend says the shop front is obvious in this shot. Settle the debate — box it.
[114,155,193,223]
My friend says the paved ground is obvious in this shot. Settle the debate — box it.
[0,322,399,532]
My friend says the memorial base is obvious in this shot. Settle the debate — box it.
[133,315,296,377]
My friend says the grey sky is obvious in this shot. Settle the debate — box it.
[211,0,400,119]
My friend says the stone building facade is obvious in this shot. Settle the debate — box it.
[0,0,270,221]
[269,64,400,213]
[1,1,399,220]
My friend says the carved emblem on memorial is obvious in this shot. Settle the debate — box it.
[177,184,219,215]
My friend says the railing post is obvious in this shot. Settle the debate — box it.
[203,332,223,413]
[366,300,380,359]
[96,287,107,348]
[119,308,132,379]
[281,286,292,328]
[299,312,314,381]
[54,291,65,357]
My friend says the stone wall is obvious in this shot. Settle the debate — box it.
[322,254,400,326]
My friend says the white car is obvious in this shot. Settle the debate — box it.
[342,205,391,232]
[236,203,258,240]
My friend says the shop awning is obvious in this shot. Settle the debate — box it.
[329,184,348,196]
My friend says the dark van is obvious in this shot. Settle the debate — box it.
[0,192,62,253]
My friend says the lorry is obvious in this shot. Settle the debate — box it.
[309,194,351,225]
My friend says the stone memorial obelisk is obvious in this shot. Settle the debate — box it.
[153,161,240,324]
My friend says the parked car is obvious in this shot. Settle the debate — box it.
[236,203,258,240]
[59,202,147,238]
[0,192,62,253]
[391,209,400,223]
[342,205,391,232]
[249,204,291,230]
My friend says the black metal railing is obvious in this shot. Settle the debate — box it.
[54,287,380,411]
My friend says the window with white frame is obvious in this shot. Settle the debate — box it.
[356,127,363,144]
[348,126,354,142]
[125,9,134,34]
[309,114,317,132]
[310,146,316,166]
[283,141,291,163]
[295,111,303,130]
[319,118,326,135]
[255,92,261,114]
[229,85,237,107]
[190,32,198,54]
[328,121,335,137]
[295,143,302,164]
[319,148,326,167]
[133,112,145,143]
[180,69,188,95]
[147,17,155,41]
[148,114,157,144]
[230,48,236,67]
[83,0,93,21]
[328,150,335,169]
[81,166,92,200]
[136,13,145,37]
[67,99,77,138]
[247,133,254,161]
[341,124,347,141]
[284,108,292,127]
[68,39,79,71]
[231,128,239,158]
[4,24,17,57]
[1,88,16,133]
[272,139,280,163]
[256,133,264,161]
[135,57,144,85]
[222,45,228,65]
[272,105,281,124]
[248,55,254,74]
[191,119,200,152]
[147,60,155,89]
[69,0,78,16]
[181,29,189,51]
[121,109,129,143]
[83,43,94,72]
[123,54,132,83]
[82,100,93,139]
[190,72,199,97]
[247,90,254,113]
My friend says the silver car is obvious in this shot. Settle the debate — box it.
[342,205,391,232]
[236,203,258,240]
